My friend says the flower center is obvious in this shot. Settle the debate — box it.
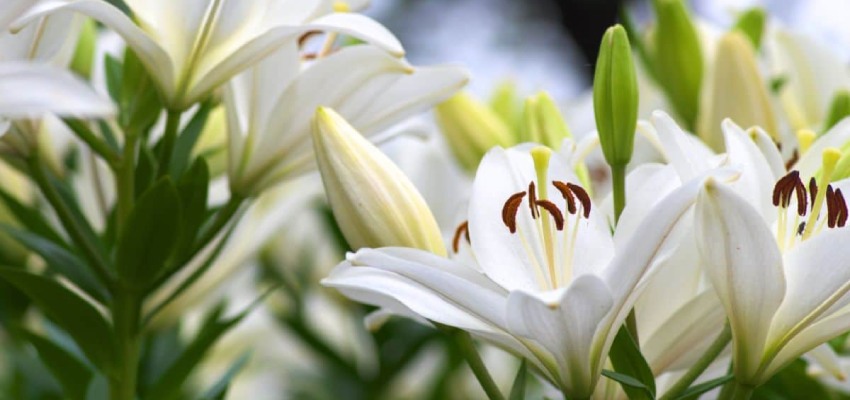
[772,152,847,250]
[499,179,591,290]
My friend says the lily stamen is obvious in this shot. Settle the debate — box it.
[536,200,565,230]
[501,192,526,233]
[452,221,470,253]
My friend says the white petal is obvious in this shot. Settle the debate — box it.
[722,119,780,221]
[804,344,846,382]
[769,227,850,345]
[186,13,403,104]
[0,0,33,31]
[651,110,715,182]
[749,126,786,180]
[13,0,176,100]
[642,289,726,374]
[695,180,786,381]
[612,163,681,249]
[505,274,613,398]
[0,63,114,118]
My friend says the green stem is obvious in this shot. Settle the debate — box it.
[110,290,141,400]
[611,163,640,342]
[611,163,627,223]
[116,133,138,233]
[157,110,182,178]
[453,330,505,400]
[28,155,112,286]
[720,381,755,400]
[64,119,120,167]
[659,323,732,400]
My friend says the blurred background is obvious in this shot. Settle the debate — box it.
[365,0,850,102]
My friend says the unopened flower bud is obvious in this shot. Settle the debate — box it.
[697,32,777,151]
[312,107,446,255]
[593,24,638,168]
[520,91,572,150]
[652,0,704,128]
[435,91,513,171]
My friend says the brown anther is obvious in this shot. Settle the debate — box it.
[837,189,848,228]
[794,179,808,216]
[501,192,526,233]
[452,221,470,253]
[301,52,318,60]
[567,183,592,218]
[535,200,565,230]
[785,149,799,171]
[827,185,838,228]
[552,181,577,214]
[297,31,322,46]
[772,170,800,208]
[797,222,806,236]
[528,182,539,219]
[809,177,819,205]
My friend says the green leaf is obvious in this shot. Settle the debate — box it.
[134,145,158,197]
[509,361,528,400]
[104,54,122,103]
[199,352,251,400]
[0,224,106,301]
[85,374,109,400]
[602,369,653,391]
[674,374,733,400]
[170,102,213,179]
[0,268,114,370]
[115,178,182,288]
[22,329,94,400]
[0,187,66,245]
[608,326,656,399]
[143,303,254,400]
[752,359,833,400]
[174,158,209,260]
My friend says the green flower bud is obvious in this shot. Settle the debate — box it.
[312,107,446,255]
[697,32,777,151]
[70,19,97,80]
[593,24,638,168]
[435,91,513,171]
[733,7,766,50]
[823,89,850,133]
[652,0,703,129]
[520,91,572,149]
[489,80,523,130]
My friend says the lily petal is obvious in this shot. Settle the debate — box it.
[695,180,786,381]
[722,119,779,221]
[0,63,114,118]
[652,110,714,182]
[188,12,404,105]
[505,274,613,398]
[13,0,175,98]
[769,227,850,347]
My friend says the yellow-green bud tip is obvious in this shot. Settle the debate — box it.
[796,129,816,154]
[333,1,350,12]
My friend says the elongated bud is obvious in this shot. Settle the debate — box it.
[435,91,513,171]
[823,90,850,133]
[697,32,777,151]
[652,0,703,129]
[732,7,766,50]
[489,81,522,129]
[594,24,638,167]
[520,91,572,149]
[312,107,446,256]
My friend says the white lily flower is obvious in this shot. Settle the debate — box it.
[324,143,731,398]
[0,2,81,65]
[226,43,468,196]
[13,0,404,110]
[0,62,113,119]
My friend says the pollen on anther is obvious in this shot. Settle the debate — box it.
[536,200,565,230]
[452,221,470,253]
[827,185,838,228]
[528,182,539,219]
[567,183,592,218]
[794,179,807,216]
[501,192,526,233]
[837,188,848,228]
[552,181,577,214]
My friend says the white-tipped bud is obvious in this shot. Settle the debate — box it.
[312,107,446,255]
